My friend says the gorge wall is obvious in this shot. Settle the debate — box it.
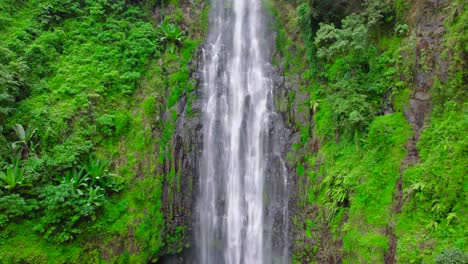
[166,1,466,263]
[0,0,465,263]
[268,0,467,263]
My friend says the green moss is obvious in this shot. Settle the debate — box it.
[393,88,410,113]
[296,162,305,177]
[396,110,467,262]
[143,97,157,117]
[0,222,82,263]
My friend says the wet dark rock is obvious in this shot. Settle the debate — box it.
[158,47,204,260]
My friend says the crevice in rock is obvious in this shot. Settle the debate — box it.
[384,1,450,262]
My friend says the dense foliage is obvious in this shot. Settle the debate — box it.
[271,0,467,262]
[0,0,206,262]
[1,0,466,262]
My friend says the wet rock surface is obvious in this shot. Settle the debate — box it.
[159,48,204,259]
[159,32,294,263]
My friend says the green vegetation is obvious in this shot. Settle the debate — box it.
[272,0,467,262]
[156,21,186,53]
[1,0,466,262]
[0,0,207,262]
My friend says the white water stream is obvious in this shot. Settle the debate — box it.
[198,0,289,263]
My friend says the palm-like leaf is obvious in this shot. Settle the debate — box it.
[12,124,26,141]
[86,186,104,207]
[11,124,37,160]
[62,168,89,196]
[156,21,185,53]
[0,161,24,190]
[84,155,108,187]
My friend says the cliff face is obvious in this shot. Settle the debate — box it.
[0,0,465,263]
[122,2,468,262]
[159,46,203,260]
[386,1,451,262]
[269,0,467,263]
[165,7,293,260]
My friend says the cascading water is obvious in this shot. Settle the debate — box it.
[197,0,289,263]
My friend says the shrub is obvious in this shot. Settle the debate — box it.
[0,48,29,123]
[0,160,25,191]
[366,113,411,152]
[435,248,466,264]
[34,182,100,242]
[33,154,123,242]
[36,0,81,29]
[96,114,115,137]
[156,21,185,53]
[24,44,52,78]
[44,136,93,170]
[363,0,394,27]
[0,194,37,228]
[315,14,368,62]
[329,91,375,135]
[395,24,409,37]
[297,3,311,33]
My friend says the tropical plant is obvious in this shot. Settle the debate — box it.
[0,160,25,190]
[156,21,185,53]
[61,168,90,196]
[11,124,37,160]
[84,155,107,179]
[83,155,124,192]
[86,186,104,207]
[435,248,466,264]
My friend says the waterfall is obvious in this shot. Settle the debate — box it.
[197,0,289,263]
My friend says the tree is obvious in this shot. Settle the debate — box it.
[315,14,368,62]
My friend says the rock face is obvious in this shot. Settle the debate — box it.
[159,48,204,260]
[405,0,449,140]
[270,67,297,258]
[263,66,294,262]
[160,18,295,263]
[385,1,450,263]
[160,1,453,262]
[273,67,317,263]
